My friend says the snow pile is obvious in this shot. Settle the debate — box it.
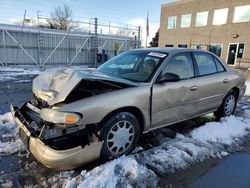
[64,156,157,188]
[0,112,24,155]
[137,134,215,175]
[137,115,250,176]
[0,112,17,137]
[190,116,250,145]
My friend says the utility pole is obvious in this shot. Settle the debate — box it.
[109,22,111,35]
[37,11,41,26]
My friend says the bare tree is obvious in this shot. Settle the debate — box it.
[47,4,77,30]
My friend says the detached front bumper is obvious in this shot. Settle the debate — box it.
[10,104,103,170]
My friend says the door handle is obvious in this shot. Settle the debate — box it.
[223,79,229,83]
[190,86,198,91]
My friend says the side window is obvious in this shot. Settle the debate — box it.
[161,53,194,79]
[213,57,225,72]
[193,53,217,76]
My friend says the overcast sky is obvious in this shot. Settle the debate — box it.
[0,0,173,45]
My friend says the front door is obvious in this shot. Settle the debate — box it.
[227,44,237,65]
[152,53,199,128]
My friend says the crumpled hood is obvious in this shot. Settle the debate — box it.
[33,67,137,105]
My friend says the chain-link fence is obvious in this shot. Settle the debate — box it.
[0,18,141,67]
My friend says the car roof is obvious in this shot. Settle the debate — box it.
[131,47,209,54]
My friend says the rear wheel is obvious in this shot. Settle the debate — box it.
[100,112,140,160]
[214,90,237,119]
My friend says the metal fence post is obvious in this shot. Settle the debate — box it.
[94,17,98,68]
[37,28,42,67]
[2,30,6,66]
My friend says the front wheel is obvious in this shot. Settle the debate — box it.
[214,90,237,119]
[100,112,140,160]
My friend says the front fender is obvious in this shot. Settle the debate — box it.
[58,86,152,132]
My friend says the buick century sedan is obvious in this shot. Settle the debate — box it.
[11,48,246,170]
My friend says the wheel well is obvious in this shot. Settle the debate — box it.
[99,107,145,133]
[231,87,239,99]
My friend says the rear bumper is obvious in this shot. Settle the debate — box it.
[10,104,103,170]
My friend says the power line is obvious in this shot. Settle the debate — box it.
[0,1,146,31]
[0,1,138,20]
[0,0,161,23]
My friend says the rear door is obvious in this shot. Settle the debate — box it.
[191,52,231,114]
[151,52,199,128]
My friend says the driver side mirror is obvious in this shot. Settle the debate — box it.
[156,72,180,83]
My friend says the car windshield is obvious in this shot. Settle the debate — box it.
[96,51,168,82]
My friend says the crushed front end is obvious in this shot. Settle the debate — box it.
[10,96,103,170]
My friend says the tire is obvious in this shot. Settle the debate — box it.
[214,90,238,119]
[100,112,140,160]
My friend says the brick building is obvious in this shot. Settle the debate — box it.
[159,0,250,70]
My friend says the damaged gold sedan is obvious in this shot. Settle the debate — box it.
[11,48,246,170]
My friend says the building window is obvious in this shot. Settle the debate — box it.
[213,8,228,25]
[181,14,192,28]
[233,5,250,23]
[192,44,207,50]
[167,16,177,29]
[209,44,222,57]
[178,44,188,48]
[165,44,174,47]
[195,11,209,26]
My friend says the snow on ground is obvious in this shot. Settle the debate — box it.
[69,157,157,188]
[190,116,250,145]
[0,112,24,155]
[137,114,250,175]
[0,66,43,81]
[0,66,93,81]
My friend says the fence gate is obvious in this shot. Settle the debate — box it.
[0,22,141,67]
